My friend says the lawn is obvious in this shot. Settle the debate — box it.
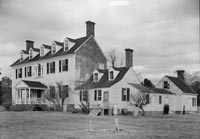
[0,112,200,139]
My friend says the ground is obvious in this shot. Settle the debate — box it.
[0,112,200,139]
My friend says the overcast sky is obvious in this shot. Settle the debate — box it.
[0,0,199,83]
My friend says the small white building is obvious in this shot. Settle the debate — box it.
[155,71,198,113]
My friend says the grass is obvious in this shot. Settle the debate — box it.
[0,112,200,139]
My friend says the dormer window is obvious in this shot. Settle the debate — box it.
[29,49,33,59]
[109,71,114,80]
[163,81,169,89]
[94,73,98,82]
[40,46,44,56]
[20,51,23,61]
[64,39,69,51]
[52,43,56,54]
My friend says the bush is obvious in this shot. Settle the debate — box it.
[2,102,12,111]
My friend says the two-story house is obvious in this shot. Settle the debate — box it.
[10,21,107,110]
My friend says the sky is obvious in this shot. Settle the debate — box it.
[0,0,199,84]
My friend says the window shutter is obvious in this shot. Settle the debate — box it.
[30,66,32,76]
[94,90,97,101]
[66,59,68,71]
[122,88,124,101]
[59,60,61,72]
[80,91,82,102]
[127,88,130,101]
[16,69,18,79]
[47,63,49,74]
[25,67,26,77]
[20,68,22,78]
[53,62,55,73]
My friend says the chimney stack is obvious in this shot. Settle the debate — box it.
[26,40,34,51]
[86,21,95,37]
[177,70,185,81]
[125,48,134,68]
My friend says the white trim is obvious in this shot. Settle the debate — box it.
[29,48,33,59]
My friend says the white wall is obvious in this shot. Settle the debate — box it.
[11,54,76,104]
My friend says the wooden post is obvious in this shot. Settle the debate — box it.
[29,88,31,104]
[115,118,119,132]
[89,119,93,131]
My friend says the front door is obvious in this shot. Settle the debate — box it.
[103,91,109,102]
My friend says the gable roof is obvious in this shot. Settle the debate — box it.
[76,67,130,90]
[23,80,47,88]
[166,76,196,94]
[10,36,89,67]
[55,41,64,46]
[22,50,29,55]
[32,48,40,52]
[129,83,174,95]
[43,44,51,49]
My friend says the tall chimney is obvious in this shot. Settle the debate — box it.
[177,70,185,81]
[125,48,134,68]
[26,40,34,51]
[86,21,95,37]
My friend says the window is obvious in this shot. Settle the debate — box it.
[40,46,44,56]
[37,64,43,77]
[109,71,114,80]
[94,90,102,101]
[47,62,55,74]
[25,66,31,77]
[20,51,23,61]
[59,59,68,72]
[94,73,98,82]
[52,43,56,54]
[163,81,169,89]
[159,96,162,104]
[80,91,88,102]
[122,88,130,101]
[50,86,55,98]
[58,85,69,98]
[64,39,69,51]
[146,94,150,104]
[192,98,197,106]
[16,68,22,79]
[29,49,33,59]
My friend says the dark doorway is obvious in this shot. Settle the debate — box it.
[37,90,42,98]
[104,109,109,115]
[163,104,169,114]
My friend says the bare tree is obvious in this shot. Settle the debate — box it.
[108,48,117,68]
[56,82,68,111]
[130,91,150,116]
[185,71,200,106]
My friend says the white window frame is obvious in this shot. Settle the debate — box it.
[109,71,114,80]
[64,39,69,51]
[93,73,98,82]
[52,43,56,54]
[20,51,23,61]
[40,46,44,56]
[29,49,33,59]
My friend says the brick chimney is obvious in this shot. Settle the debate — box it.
[125,48,134,68]
[177,70,185,81]
[86,21,95,37]
[26,40,34,51]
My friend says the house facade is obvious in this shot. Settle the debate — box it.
[155,70,198,113]
[76,49,197,115]
[10,21,107,110]
[76,49,143,115]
